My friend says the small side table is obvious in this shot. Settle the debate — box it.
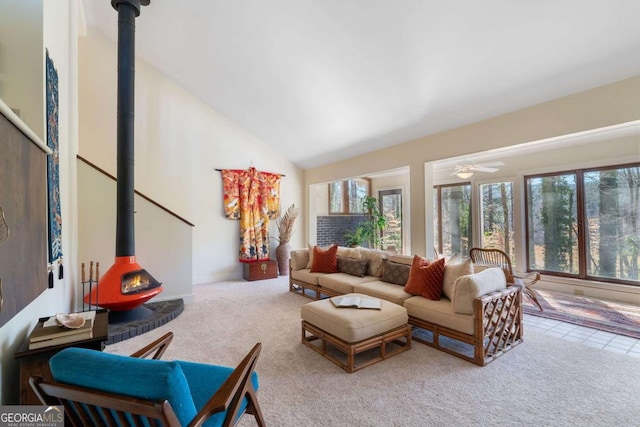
[14,309,109,404]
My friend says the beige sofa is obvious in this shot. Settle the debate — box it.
[289,246,523,366]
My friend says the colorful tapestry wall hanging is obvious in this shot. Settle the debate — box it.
[221,167,281,262]
[46,49,63,284]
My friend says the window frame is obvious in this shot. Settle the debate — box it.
[328,178,371,215]
[524,162,639,286]
[379,188,403,253]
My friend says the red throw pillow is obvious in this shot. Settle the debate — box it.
[403,255,431,294]
[310,245,339,273]
[404,257,446,300]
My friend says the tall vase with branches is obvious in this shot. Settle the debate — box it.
[275,204,299,275]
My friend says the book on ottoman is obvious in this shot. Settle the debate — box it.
[331,296,381,310]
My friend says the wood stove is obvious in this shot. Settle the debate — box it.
[84,0,162,314]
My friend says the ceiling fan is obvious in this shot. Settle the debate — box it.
[450,161,504,178]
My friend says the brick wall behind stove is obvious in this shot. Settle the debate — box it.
[317,215,369,247]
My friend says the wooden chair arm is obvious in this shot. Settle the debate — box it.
[473,286,522,363]
[129,332,174,360]
[188,343,263,427]
[514,271,541,287]
[477,285,521,306]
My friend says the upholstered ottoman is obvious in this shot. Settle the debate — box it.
[301,293,411,372]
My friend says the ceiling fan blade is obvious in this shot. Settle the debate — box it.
[475,161,505,168]
[472,166,499,173]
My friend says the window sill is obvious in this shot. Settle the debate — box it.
[536,275,640,305]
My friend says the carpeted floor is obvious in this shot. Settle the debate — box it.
[523,289,640,339]
[107,278,640,426]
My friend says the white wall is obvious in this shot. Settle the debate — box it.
[77,161,193,306]
[78,32,304,284]
[0,0,44,139]
[0,0,79,404]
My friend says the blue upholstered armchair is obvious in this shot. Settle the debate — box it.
[29,332,265,427]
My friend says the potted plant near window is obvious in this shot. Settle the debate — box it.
[344,224,367,247]
[344,197,388,249]
[360,196,387,250]
[274,204,299,276]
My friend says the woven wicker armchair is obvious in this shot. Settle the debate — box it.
[470,247,543,311]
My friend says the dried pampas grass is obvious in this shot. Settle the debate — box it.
[276,204,299,244]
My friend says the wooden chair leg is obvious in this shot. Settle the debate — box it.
[525,288,543,311]
[245,387,266,427]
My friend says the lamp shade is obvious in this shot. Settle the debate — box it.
[456,171,473,179]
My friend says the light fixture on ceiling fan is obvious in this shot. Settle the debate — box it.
[451,161,504,179]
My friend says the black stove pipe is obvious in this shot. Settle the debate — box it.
[111,0,149,256]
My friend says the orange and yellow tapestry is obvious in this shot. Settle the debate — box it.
[221,167,281,262]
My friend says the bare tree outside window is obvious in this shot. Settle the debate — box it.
[479,181,515,265]
[434,183,472,259]
[525,163,639,284]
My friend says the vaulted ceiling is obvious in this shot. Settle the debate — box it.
[81,1,640,169]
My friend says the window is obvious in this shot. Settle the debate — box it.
[434,183,472,258]
[525,163,639,284]
[479,181,515,264]
[329,179,370,214]
[379,189,403,253]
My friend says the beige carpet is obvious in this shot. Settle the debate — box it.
[106,278,640,427]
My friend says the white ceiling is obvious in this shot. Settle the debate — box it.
[81,0,640,169]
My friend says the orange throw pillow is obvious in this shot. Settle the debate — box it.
[310,245,339,273]
[403,255,431,294]
[404,257,446,300]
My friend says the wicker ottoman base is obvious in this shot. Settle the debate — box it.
[301,320,411,373]
[301,294,411,372]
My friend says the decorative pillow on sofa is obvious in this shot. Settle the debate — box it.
[359,248,388,277]
[381,260,411,285]
[290,250,309,271]
[452,267,506,314]
[404,257,445,300]
[337,247,362,260]
[337,256,369,277]
[306,243,331,269]
[310,245,339,273]
[442,259,474,300]
[386,255,414,265]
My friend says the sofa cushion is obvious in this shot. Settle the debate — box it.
[381,260,411,285]
[404,296,475,335]
[310,245,339,273]
[337,256,369,277]
[319,273,378,294]
[353,280,413,306]
[452,268,507,314]
[291,268,326,286]
[359,248,388,277]
[337,247,362,259]
[442,259,474,300]
[301,294,408,342]
[404,257,445,300]
[290,250,309,271]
